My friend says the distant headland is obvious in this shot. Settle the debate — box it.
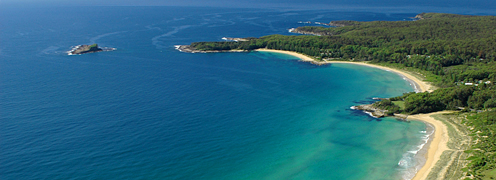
[68,44,116,55]
[175,45,249,53]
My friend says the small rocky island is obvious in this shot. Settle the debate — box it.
[68,44,115,55]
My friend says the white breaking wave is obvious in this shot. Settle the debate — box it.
[398,123,434,180]
[67,45,81,55]
[349,106,378,118]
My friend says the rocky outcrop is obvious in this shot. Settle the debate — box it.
[414,13,426,20]
[175,45,249,53]
[222,37,249,42]
[351,104,387,118]
[68,44,116,55]
[175,45,199,53]
[288,28,330,36]
[68,44,102,55]
[351,104,410,121]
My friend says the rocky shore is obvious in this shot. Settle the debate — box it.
[288,28,328,36]
[351,104,410,120]
[414,13,426,20]
[175,45,249,53]
[222,37,249,42]
[351,104,388,118]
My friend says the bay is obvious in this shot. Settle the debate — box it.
[1,6,434,180]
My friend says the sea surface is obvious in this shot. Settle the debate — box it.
[0,6,481,180]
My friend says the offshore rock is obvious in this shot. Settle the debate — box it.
[68,44,115,55]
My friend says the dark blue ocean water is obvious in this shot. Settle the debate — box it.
[0,6,475,180]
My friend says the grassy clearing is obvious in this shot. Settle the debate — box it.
[481,169,496,180]
[392,101,405,110]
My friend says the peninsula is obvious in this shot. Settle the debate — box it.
[177,13,496,179]
[68,44,115,55]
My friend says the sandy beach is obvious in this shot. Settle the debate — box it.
[408,111,452,180]
[256,48,448,180]
[255,48,316,61]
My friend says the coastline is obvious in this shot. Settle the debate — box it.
[255,48,434,93]
[408,111,452,180]
[255,48,317,63]
[255,48,447,180]
[175,45,248,53]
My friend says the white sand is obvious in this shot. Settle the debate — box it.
[408,111,453,180]
[255,48,315,61]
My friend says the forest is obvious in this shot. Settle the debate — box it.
[187,13,496,179]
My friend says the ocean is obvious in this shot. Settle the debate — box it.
[0,6,474,180]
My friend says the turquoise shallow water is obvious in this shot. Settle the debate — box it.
[1,6,428,180]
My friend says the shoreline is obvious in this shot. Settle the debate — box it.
[179,46,446,179]
[255,48,447,180]
[176,46,432,93]
[408,111,452,180]
[175,45,248,53]
[255,48,434,93]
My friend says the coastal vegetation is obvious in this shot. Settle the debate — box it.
[185,13,496,179]
[463,111,496,179]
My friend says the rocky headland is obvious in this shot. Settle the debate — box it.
[351,104,388,118]
[351,104,409,120]
[222,37,249,42]
[288,28,328,36]
[175,45,249,53]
